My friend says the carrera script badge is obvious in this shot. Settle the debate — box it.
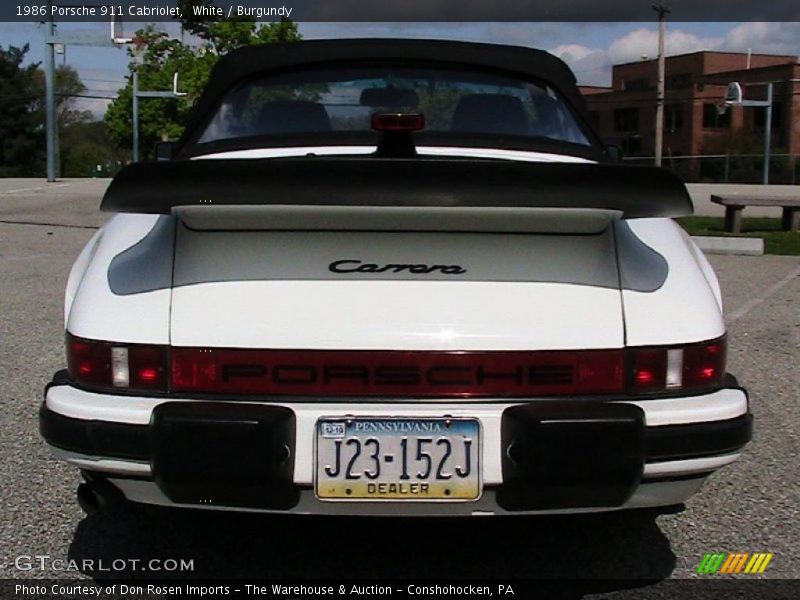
[329,259,467,275]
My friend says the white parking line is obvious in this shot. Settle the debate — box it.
[0,183,71,195]
[727,264,800,323]
[1,253,57,261]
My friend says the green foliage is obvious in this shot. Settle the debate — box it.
[0,44,42,176]
[32,64,92,126]
[677,216,800,255]
[0,44,94,176]
[60,121,129,177]
[105,2,301,160]
[416,86,463,130]
[701,129,787,157]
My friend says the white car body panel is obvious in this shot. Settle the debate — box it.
[171,281,624,350]
[45,384,749,429]
[198,145,594,163]
[621,219,726,346]
[106,479,710,516]
[65,214,172,345]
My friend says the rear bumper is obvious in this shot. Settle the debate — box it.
[41,376,751,515]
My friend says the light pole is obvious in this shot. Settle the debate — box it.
[44,0,57,182]
[42,10,132,181]
[653,1,670,167]
[723,81,774,185]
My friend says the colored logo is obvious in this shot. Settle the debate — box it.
[697,552,773,574]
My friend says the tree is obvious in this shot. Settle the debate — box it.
[32,65,93,126]
[60,121,129,177]
[0,44,41,176]
[0,44,93,176]
[105,1,301,159]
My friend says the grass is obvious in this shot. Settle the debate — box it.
[676,216,800,256]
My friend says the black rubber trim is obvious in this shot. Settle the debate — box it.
[645,413,753,461]
[150,402,299,510]
[723,372,740,387]
[499,402,646,510]
[641,472,713,483]
[39,404,150,461]
[44,369,69,395]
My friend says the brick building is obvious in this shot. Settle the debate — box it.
[581,51,800,157]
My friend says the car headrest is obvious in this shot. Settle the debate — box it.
[451,93,528,135]
[530,95,563,137]
[256,100,331,134]
[360,87,420,108]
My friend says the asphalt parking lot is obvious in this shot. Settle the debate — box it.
[0,179,798,592]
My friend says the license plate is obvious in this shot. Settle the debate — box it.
[315,418,481,501]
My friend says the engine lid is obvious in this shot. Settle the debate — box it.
[169,226,624,351]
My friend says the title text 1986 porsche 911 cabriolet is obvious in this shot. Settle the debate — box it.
[40,39,751,516]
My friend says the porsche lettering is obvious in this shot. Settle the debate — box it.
[220,364,548,387]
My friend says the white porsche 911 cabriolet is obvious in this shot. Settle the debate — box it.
[41,39,751,516]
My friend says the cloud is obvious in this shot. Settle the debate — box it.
[721,22,800,55]
[303,22,777,87]
[293,0,800,21]
[549,44,610,86]
[299,22,573,47]
[549,24,798,86]
[550,44,596,62]
[607,27,724,64]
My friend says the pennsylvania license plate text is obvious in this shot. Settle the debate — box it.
[315,418,481,501]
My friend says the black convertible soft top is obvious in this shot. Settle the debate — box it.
[177,38,597,155]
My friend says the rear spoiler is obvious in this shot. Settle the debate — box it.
[101,158,692,232]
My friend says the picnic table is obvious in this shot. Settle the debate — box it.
[710,195,800,233]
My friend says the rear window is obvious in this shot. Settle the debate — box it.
[197,64,591,147]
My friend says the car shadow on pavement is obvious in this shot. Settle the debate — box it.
[68,500,677,596]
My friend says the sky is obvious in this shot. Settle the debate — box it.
[2,21,799,118]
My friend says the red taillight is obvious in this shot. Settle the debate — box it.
[65,334,725,398]
[631,349,667,392]
[138,369,159,382]
[683,341,726,388]
[630,337,726,394]
[67,337,112,387]
[371,112,425,132]
[66,334,167,392]
[171,348,624,397]
[128,345,167,389]
[577,351,624,392]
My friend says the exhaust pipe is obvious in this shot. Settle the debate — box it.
[76,478,126,514]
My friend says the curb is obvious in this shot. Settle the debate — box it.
[692,236,764,256]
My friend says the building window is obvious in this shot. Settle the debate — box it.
[624,78,651,92]
[666,73,692,89]
[621,136,643,156]
[754,102,782,131]
[588,110,600,129]
[614,107,640,133]
[703,103,730,129]
[665,104,683,133]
